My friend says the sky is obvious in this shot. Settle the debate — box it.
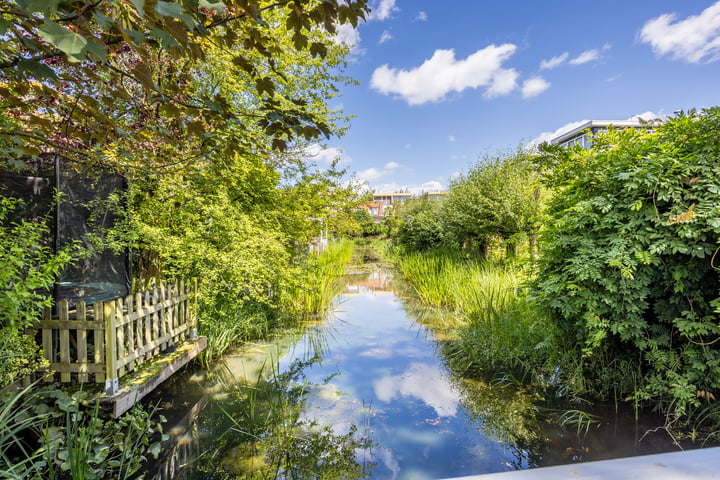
[303,0,720,194]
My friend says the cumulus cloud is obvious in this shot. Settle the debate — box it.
[448,135,456,142]
[539,52,569,70]
[369,0,398,21]
[370,45,518,105]
[521,76,550,98]
[416,11,428,21]
[384,161,400,169]
[379,30,392,44]
[640,1,720,63]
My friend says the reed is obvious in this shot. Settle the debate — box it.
[391,250,555,385]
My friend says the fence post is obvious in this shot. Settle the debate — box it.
[104,301,119,396]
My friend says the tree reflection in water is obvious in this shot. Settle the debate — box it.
[189,357,375,479]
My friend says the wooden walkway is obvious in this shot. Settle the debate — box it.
[440,447,720,479]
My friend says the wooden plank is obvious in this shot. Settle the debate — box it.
[116,299,126,378]
[34,320,104,330]
[42,307,53,382]
[94,301,105,384]
[58,301,70,383]
[76,302,88,383]
[104,302,118,395]
[152,287,160,355]
[158,285,168,351]
[143,290,152,360]
[126,295,136,372]
[42,363,105,374]
[103,336,207,417]
[134,292,144,367]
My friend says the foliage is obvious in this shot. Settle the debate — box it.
[533,108,720,424]
[0,196,74,330]
[280,238,353,318]
[352,208,380,237]
[392,250,553,382]
[193,358,373,479]
[444,149,545,254]
[0,385,163,479]
[0,329,49,388]
[0,0,369,171]
[389,197,454,252]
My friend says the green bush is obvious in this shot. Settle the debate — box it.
[0,330,48,388]
[0,196,74,330]
[534,108,720,423]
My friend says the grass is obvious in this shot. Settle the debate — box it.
[390,249,556,385]
[200,239,354,365]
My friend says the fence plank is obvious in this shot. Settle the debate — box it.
[94,302,105,384]
[42,307,53,382]
[58,301,70,382]
[76,301,88,382]
[115,298,126,378]
[104,302,118,395]
[126,294,136,372]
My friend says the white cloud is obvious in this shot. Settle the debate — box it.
[370,45,518,105]
[335,23,362,48]
[356,167,387,182]
[448,135,456,142]
[378,30,392,44]
[369,0,398,21]
[570,48,602,65]
[521,76,550,98]
[539,52,569,70]
[374,363,459,417]
[640,2,720,63]
[416,11,428,21]
[404,143,411,149]
[384,161,400,169]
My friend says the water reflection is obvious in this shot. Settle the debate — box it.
[145,267,684,479]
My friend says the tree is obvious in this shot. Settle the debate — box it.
[0,0,369,172]
[533,108,720,424]
[443,150,544,256]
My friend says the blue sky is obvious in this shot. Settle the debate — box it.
[306,0,720,194]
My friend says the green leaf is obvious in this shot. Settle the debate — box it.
[156,1,196,29]
[17,59,57,80]
[199,0,226,12]
[37,20,88,62]
[130,0,145,17]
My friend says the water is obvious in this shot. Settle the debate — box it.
[144,268,688,479]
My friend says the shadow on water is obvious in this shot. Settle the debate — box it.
[143,266,696,479]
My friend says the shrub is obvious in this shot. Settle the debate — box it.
[534,108,720,423]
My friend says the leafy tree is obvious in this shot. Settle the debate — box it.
[0,0,369,172]
[443,150,545,256]
[533,108,720,424]
[391,197,453,252]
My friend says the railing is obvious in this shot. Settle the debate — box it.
[34,279,198,395]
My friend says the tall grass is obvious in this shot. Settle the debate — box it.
[200,239,354,364]
[280,238,353,318]
[391,250,555,384]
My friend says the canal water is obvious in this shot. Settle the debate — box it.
[144,268,687,479]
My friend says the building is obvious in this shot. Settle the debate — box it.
[361,192,413,220]
[424,191,448,201]
[549,119,657,149]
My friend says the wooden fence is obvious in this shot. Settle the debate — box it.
[34,279,198,395]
